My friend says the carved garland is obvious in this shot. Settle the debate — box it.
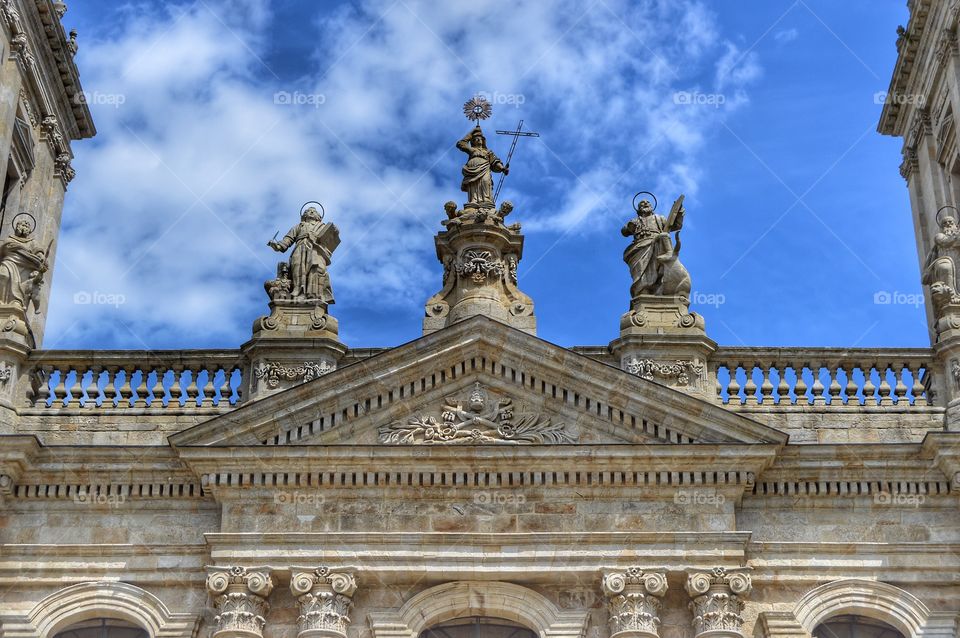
[254,360,333,389]
[378,382,579,445]
[626,358,703,387]
[455,249,504,284]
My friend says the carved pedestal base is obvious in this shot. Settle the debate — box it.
[253,299,339,340]
[610,295,715,396]
[423,206,535,335]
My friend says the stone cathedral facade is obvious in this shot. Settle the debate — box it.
[3,2,960,638]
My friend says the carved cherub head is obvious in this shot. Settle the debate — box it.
[444,201,458,219]
[498,200,513,218]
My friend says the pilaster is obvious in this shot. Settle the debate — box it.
[601,568,668,638]
[289,567,358,638]
[685,568,752,638]
[205,566,274,638]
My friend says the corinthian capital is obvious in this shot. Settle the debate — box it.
[685,568,752,638]
[601,568,668,638]
[290,567,358,638]
[206,566,274,638]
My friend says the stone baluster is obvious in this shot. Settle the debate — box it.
[775,364,790,405]
[911,362,928,406]
[133,368,149,408]
[601,568,668,638]
[201,367,217,407]
[219,366,234,405]
[877,363,893,406]
[893,364,909,404]
[102,366,119,407]
[725,365,741,405]
[743,365,758,406]
[206,566,274,638]
[66,365,85,408]
[862,361,878,406]
[758,364,774,405]
[185,369,200,407]
[685,567,752,638]
[810,366,825,405]
[827,365,842,405]
[792,362,807,405]
[168,364,184,408]
[843,364,859,405]
[289,567,358,638]
[151,367,166,407]
[52,367,68,407]
[33,364,51,408]
[118,367,134,407]
[84,365,101,408]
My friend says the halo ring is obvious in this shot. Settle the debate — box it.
[937,205,959,227]
[301,201,325,221]
[633,191,658,213]
[11,212,36,234]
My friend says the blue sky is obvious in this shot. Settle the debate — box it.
[47,0,918,350]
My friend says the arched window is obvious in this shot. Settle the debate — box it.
[420,617,537,638]
[52,619,149,638]
[813,615,907,638]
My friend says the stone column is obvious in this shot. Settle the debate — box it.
[684,568,752,638]
[601,568,669,638]
[290,567,358,638]
[206,566,274,638]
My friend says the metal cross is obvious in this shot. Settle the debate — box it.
[494,120,539,202]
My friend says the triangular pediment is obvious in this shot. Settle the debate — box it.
[169,316,787,448]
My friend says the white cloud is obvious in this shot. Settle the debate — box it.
[47,0,763,347]
[774,28,799,43]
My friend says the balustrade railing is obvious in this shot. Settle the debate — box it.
[24,350,245,410]
[712,348,935,408]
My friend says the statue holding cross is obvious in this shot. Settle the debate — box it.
[457,96,538,210]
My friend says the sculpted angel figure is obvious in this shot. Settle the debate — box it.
[268,206,337,304]
[457,125,508,208]
[0,217,48,314]
[923,211,960,309]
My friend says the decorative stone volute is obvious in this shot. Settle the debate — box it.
[601,568,669,638]
[206,566,274,638]
[684,567,752,638]
[289,567,358,638]
[423,199,535,335]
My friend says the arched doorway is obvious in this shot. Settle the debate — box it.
[813,615,906,638]
[420,618,537,638]
[52,619,149,638]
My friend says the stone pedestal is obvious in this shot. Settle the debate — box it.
[423,205,535,335]
[290,567,358,638]
[610,295,715,397]
[601,568,668,638]
[685,568,752,638]
[206,566,274,638]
